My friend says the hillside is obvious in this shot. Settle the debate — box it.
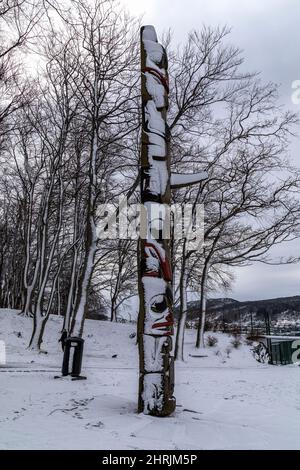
[178,295,300,324]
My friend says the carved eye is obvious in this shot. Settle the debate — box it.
[150,295,168,313]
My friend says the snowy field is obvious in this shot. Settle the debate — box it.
[0,308,300,450]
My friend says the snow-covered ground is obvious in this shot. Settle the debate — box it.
[0,308,300,450]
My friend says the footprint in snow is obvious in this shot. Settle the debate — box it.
[85,421,104,429]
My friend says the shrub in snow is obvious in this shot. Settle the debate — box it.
[230,326,241,337]
[206,335,218,347]
[204,320,213,331]
[230,336,242,349]
[245,338,253,346]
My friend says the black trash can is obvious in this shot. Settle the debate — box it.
[62,337,84,377]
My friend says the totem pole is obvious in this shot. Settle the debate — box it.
[138,25,207,416]
[138,25,174,417]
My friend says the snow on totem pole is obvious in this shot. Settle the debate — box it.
[138,25,176,416]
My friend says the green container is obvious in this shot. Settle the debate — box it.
[269,339,295,365]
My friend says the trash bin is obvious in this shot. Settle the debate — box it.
[62,337,84,377]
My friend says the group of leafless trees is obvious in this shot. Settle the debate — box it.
[0,0,299,357]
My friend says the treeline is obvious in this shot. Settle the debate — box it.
[0,0,299,357]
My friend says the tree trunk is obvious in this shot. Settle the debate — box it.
[71,218,97,337]
[70,121,98,338]
[175,269,187,361]
[28,305,44,350]
[20,283,35,317]
[175,240,188,361]
[64,247,79,332]
[110,300,117,322]
[196,270,207,348]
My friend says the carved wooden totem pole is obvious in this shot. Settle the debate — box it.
[138,25,175,417]
[138,25,207,416]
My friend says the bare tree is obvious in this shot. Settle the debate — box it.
[57,0,139,337]
[169,27,300,356]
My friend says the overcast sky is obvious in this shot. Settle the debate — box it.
[120,0,300,301]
